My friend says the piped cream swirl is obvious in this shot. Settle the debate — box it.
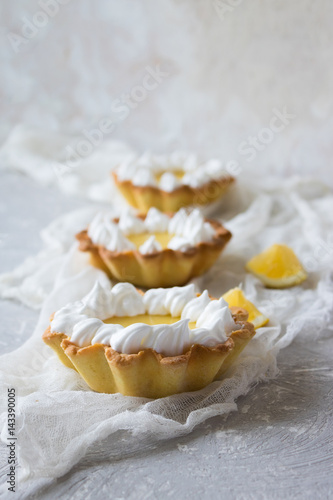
[116,151,229,189]
[87,207,216,254]
[50,282,239,356]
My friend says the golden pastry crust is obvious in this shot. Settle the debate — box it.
[76,216,232,288]
[112,171,235,213]
[43,311,255,399]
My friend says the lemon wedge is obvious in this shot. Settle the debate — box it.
[223,287,269,329]
[246,244,307,288]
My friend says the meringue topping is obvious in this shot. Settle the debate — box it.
[50,282,238,356]
[88,208,216,254]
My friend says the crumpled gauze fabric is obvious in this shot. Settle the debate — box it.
[0,124,135,203]
[0,134,333,495]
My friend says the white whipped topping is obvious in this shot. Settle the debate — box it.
[87,208,216,253]
[144,207,170,232]
[139,235,162,254]
[51,282,145,339]
[181,290,211,322]
[132,168,157,187]
[168,208,216,246]
[116,151,229,189]
[118,211,146,236]
[159,172,180,192]
[182,169,211,188]
[50,282,238,356]
[88,213,135,252]
[167,236,192,251]
[143,285,197,316]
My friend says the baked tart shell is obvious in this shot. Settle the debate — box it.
[43,318,255,399]
[112,171,235,213]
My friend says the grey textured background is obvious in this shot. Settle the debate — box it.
[1,172,332,499]
[2,1,333,181]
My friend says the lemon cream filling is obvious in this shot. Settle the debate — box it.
[88,207,216,255]
[116,151,229,191]
[105,314,195,328]
[126,232,174,250]
[154,170,184,182]
[50,282,238,356]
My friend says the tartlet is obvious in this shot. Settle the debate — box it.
[43,282,256,399]
[112,152,235,213]
[76,208,232,288]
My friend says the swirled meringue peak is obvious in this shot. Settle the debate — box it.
[88,212,135,252]
[87,207,216,254]
[50,281,239,355]
[116,151,228,189]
